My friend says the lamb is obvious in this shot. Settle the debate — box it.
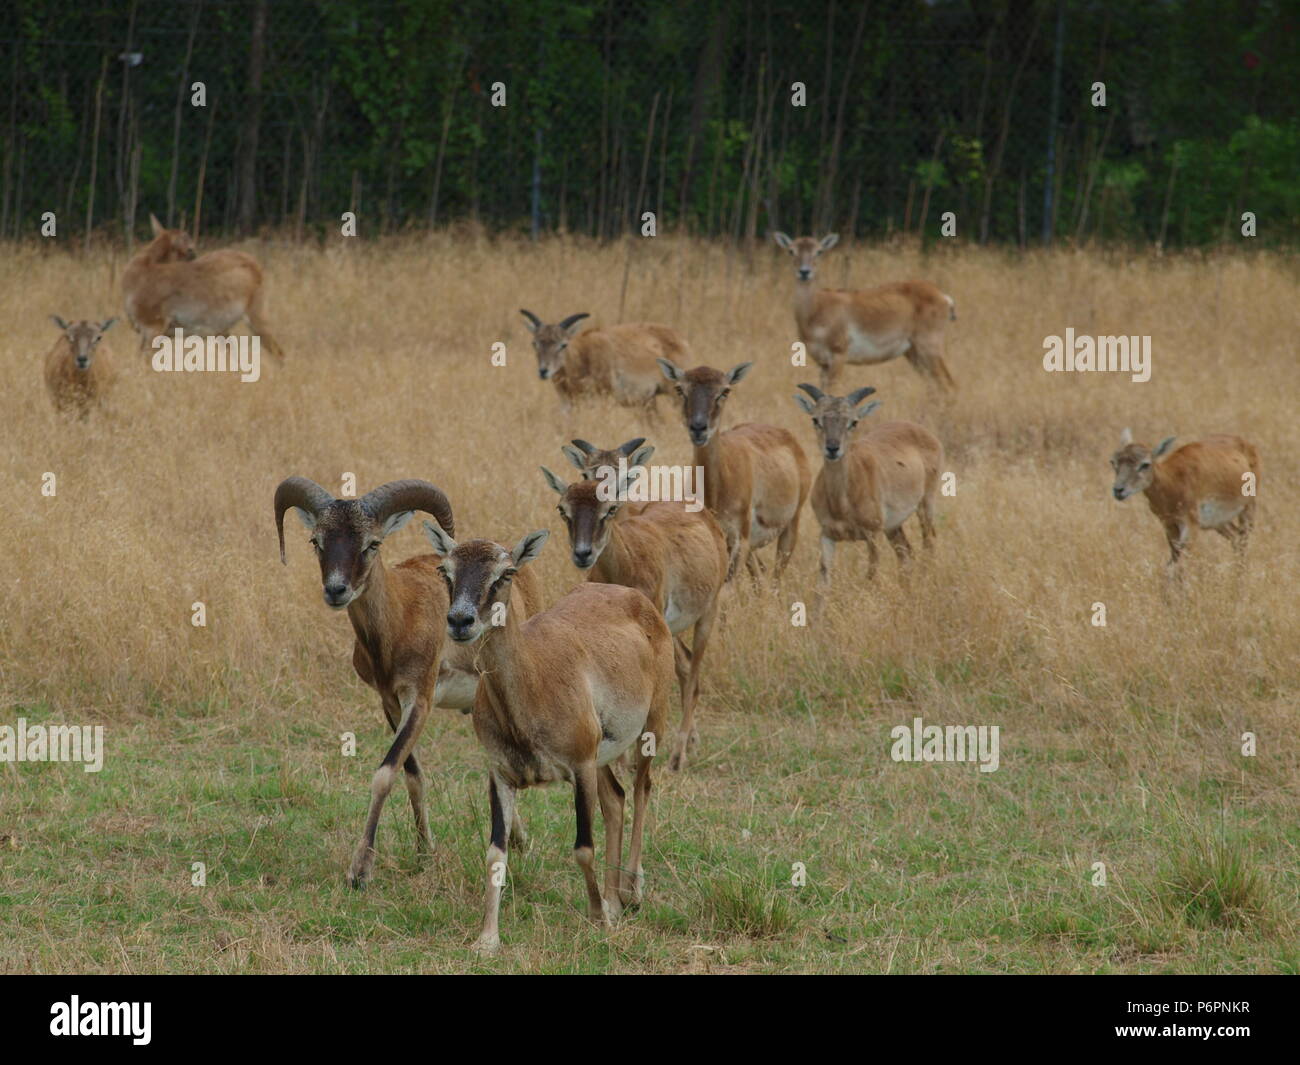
[44,316,117,417]
[1110,428,1260,571]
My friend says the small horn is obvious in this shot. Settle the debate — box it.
[361,480,455,539]
[274,476,334,564]
[519,308,542,330]
[795,382,825,401]
[558,312,590,332]
[568,438,596,455]
[846,385,877,405]
[618,437,647,456]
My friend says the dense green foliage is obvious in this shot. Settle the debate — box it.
[1,0,1296,244]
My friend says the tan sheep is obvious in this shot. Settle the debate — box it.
[44,316,117,417]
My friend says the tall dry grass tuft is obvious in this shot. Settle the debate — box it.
[0,235,1295,784]
[1154,824,1270,930]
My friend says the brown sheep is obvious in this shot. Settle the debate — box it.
[123,214,286,360]
[44,317,117,417]
[520,310,687,414]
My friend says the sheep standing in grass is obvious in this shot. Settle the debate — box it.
[1110,428,1261,573]
[44,317,117,417]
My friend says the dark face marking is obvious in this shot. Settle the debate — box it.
[531,324,570,379]
[675,367,730,446]
[442,540,515,642]
[557,481,618,570]
[566,438,646,480]
[308,500,382,608]
[794,385,876,462]
[810,398,864,459]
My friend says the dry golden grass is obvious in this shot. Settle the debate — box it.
[1,233,1296,973]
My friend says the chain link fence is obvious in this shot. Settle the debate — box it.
[2,0,1295,246]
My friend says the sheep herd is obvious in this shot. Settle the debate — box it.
[44,217,1262,953]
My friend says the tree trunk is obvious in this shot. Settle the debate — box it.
[678,0,730,226]
[84,56,107,253]
[978,6,1045,243]
[819,0,868,233]
[237,0,268,234]
[168,1,202,227]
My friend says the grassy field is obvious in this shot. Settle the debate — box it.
[1,233,1296,973]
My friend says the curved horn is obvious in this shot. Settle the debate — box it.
[274,476,334,564]
[795,382,825,401]
[618,437,647,456]
[846,385,878,405]
[361,480,455,538]
[558,312,590,332]
[568,438,596,455]
[519,308,542,330]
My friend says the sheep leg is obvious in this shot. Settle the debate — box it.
[1164,520,1191,572]
[886,525,913,565]
[473,773,516,954]
[246,288,286,360]
[813,534,837,617]
[681,604,716,762]
[573,763,612,927]
[621,685,665,908]
[597,766,626,919]
[864,533,880,580]
[918,489,938,550]
[348,691,430,888]
[906,336,957,391]
[378,694,434,859]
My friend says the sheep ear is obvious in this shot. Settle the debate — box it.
[793,393,815,414]
[854,399,882,420]
[381,510,414,537]
[726,361,754,385]
[1119,427,1133,447]
[50,315,70,331]
[293,508,316,531]
[616,463,642,497]
[99,317,118,334]
[540,466,568,495]
[819,233,840,251]
[150,213,165,237]
[512,530,549,567]
[628,445,655,469]
[561,445,587,472]
[422,520,457,556]
[1153,436,1177,460]
[657,357,682,382]
[772,231,793,250]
